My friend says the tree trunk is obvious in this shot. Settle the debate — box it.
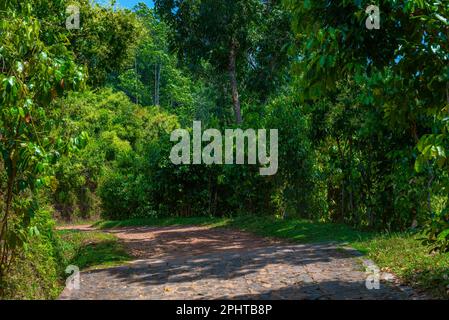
[154,62,160,106]
[446,27,449,112]
[427,168,434,214]
[135,57,139,105]
[0,149,17,285]
[228,40,242,124]
[446,81,449,112]
[336,136,346,222]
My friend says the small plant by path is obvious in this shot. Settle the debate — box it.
[57,228,131,271]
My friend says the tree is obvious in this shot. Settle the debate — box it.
[14,0,144,87]
[0,2,85,285]
[286,0,449,239]
[112,3,195,118]
[155,0,267,124]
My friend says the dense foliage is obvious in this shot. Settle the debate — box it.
[1,0,449,298]
[285,0,449,240]
[0,1,85,288]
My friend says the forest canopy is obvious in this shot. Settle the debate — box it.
[1,0,449,298]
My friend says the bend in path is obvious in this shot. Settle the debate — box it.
[59,225,424,300]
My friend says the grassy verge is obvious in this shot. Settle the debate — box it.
[353,234,449,298]
[57,229,131,270]
[55,217,100,228]
[223,215,374,243]
[96,214,449,298]
[95,215,372,243]
[94,216,227,229]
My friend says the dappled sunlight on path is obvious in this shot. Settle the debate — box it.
[59,225,421,300]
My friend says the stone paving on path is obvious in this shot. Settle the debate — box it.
[59,225,422,300]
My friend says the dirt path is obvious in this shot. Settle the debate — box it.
[59,225,422,300]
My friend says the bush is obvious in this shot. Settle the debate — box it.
[264,92,323,218]
[51,88,179,220]
[98,90,320,220]
[421,208,449,253]
[1,209,64,299]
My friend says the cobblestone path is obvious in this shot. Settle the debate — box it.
[59,225,421,300]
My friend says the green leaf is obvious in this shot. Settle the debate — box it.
[16,61,24,73]
[18,107,25,118]
[437,228,449,240]
[436,146,446,158]
[414,155,425,173]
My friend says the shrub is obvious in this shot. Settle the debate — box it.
[1,209,64,299]
[421,208,449,253]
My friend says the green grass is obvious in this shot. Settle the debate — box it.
[95,214,449,298]
[57,229,131,270]
[94,216,227,229]
[96,215,372,243]
[353,234,449,299]
[55,217,100,228]
[224,215,374,243]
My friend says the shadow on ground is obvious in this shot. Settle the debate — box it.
[59,225,412,300]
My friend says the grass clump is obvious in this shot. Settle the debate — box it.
[353,233,449,299]
[57,229,131,270]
